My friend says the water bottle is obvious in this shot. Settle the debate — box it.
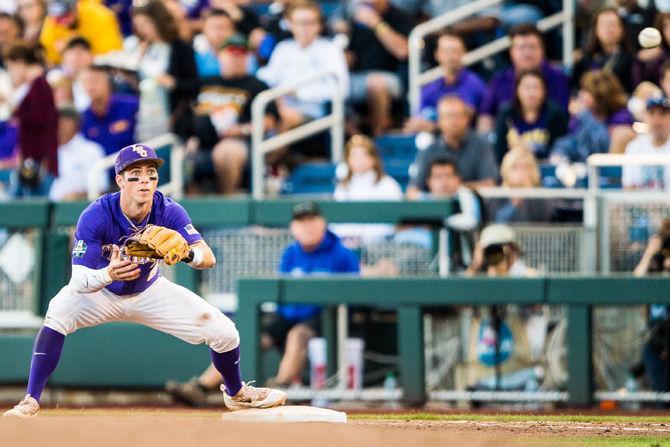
[383,371,399,408]
[625,375,641,411]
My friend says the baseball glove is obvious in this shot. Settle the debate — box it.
[124,225,191,266]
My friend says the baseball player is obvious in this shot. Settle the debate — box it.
[3,144,286,418]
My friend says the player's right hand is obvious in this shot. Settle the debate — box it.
[107,245,141,282]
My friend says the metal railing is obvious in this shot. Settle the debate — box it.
[408,0,575,115]
[86,133,184,201]
[587,153,670,192]
[250,69,345,199]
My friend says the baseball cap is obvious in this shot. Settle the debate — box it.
[291,202,322,220]
[114,144,165,175]
[47,0,76,17]
[219,35,249,53]
[479,224,516,249]
[646,96,670,111]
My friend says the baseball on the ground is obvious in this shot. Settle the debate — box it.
[639,27,662,48]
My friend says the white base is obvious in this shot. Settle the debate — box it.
[221,405,347,423]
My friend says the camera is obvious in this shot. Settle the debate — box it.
[484,243,506,266]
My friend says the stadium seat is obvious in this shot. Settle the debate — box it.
[280,162,336,195]
[375,134,417,163]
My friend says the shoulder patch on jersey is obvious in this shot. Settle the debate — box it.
[72,240,88,258]
[184,224,199,235]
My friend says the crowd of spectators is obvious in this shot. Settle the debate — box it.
[0,0,666,205]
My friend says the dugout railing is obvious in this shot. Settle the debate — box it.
[236,275,670,407]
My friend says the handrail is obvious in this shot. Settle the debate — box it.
[408,0,574,115]
[586,153,670,192]
[86,133,184,201]
[477,186,588,199]
[250,69,345,199]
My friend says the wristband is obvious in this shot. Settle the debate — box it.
[185,247,204,267]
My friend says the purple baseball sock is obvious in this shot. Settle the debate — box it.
[210,346,243,396]
[27,326,65,401]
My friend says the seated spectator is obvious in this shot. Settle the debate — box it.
[622,96,670,191]
[634,12,670,86]
[494,69,568,163]
[572,7,634,93]
[193,9,237,79]
[467,224,537,277]
[40,0,123,65]
[127,0,199,140]
[47,36,93,111]
[488,148,553,223]
[629,81,663,123]
[477,24,569,133]
[407,95,497,197]
[5,41,58,198]
[551,70,635,163]
[80,65,138,156]
[332,134,402,243]
[17,0,46,42]
[345,0,411,136]
[404,31,486,134]
[49,106,107,201]
[190,36,277,195]
[0,13,22,68]
[258,0,348,132]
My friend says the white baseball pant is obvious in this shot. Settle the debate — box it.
[43,276,239,353]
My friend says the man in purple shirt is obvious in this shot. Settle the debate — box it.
[477,24,569,133]
[405,31,486,133]
[3,144,286,418]
[80,65,138,156]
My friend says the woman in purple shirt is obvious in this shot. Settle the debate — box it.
[494,69,568,163]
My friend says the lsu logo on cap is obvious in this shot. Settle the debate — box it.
[133,145,148,157]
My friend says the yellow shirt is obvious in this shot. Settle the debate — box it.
[40,1,123,65]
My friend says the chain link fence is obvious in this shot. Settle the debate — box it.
[0,229,38,314]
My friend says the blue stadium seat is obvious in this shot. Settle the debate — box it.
[384,160,411,191]
[375,134,417,163]
[280,162,336,195]
[598,166,623,189]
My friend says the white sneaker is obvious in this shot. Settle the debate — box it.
[222,381,287,411]
[3,394,39,418]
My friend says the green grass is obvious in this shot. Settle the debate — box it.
[351,413,670,424]
[553,437,668,447]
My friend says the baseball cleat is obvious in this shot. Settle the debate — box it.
[3,394,39,418]
[222,381,287,411]
[166,378,209,407]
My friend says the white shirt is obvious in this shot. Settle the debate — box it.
[334,171,402,200]
[49,134,107,201]
[257,37,349,103]
[332,171,402,243]
[622,133,670,190]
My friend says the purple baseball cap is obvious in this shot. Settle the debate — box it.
[114,144,165,175]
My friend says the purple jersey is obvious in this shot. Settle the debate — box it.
[71,191,202,296]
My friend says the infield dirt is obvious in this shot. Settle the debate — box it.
[2,410,670,447]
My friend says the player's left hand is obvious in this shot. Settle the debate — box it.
[126,225,191,266]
